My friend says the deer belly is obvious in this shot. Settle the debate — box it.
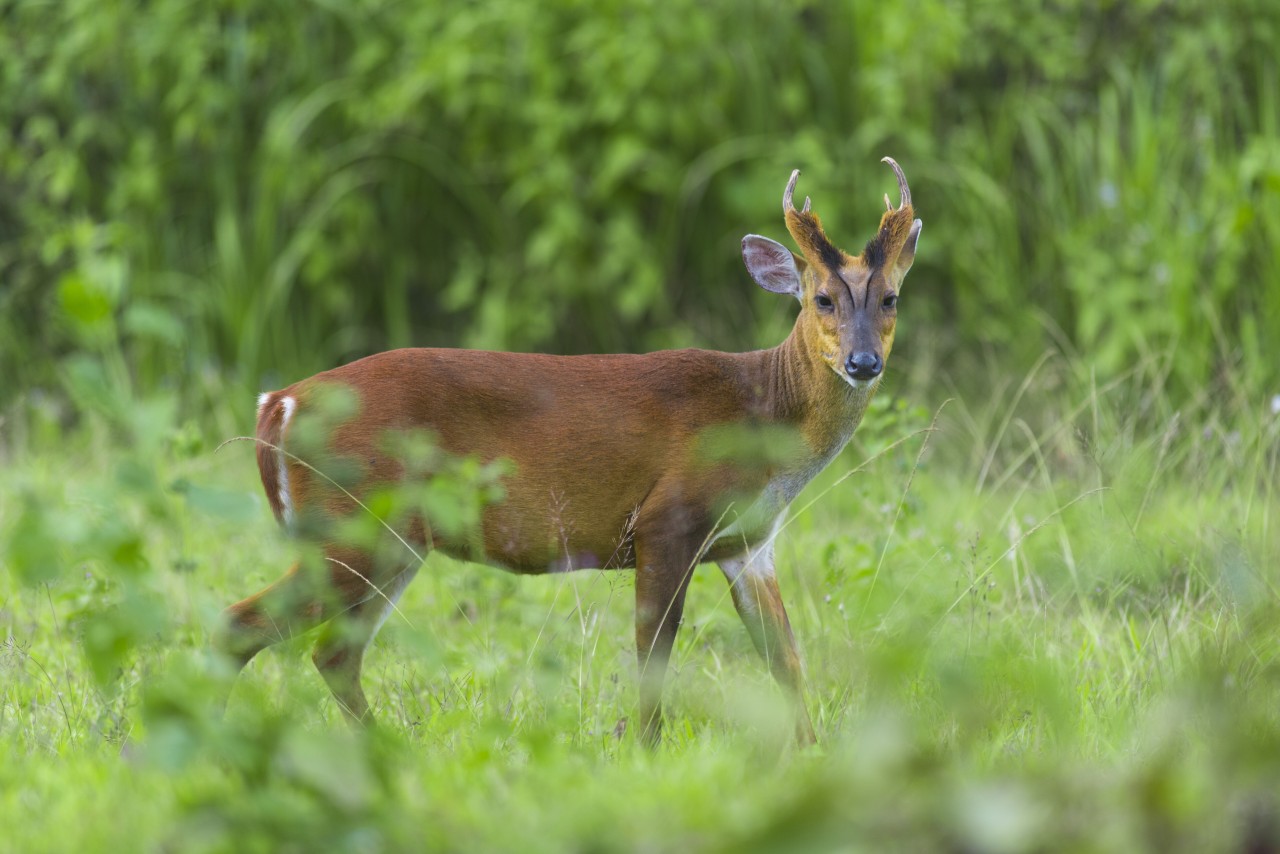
[443,494,639,575]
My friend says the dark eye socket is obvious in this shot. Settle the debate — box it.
[882,293,898,309]
[815,293,834,310]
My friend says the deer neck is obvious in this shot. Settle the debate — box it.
[764,320,874,464]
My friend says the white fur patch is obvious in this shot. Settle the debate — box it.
[831,363,881,392]
[277,396,296,525]
[720,560,758,616]
[257,391,272,414]
[719,543,776,617]
[720,539,777,584]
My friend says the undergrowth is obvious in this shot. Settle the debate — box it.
[3,350,1279,852]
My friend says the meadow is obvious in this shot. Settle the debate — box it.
[4,349,1279,852]
[3,0,1280,851]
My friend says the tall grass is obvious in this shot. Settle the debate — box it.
[3,346,1278,851]
[2,0,1278,423]
[3,1,1279,849]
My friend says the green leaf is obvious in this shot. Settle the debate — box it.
[123,301,184,347]
[5,493,65,586]
[79,592,166,686]
[176,481,259,523]
[275,729,376,814]
[57,271,113,329]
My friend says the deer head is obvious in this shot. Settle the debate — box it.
[742,157,922,389]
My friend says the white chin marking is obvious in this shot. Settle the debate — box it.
[277,396,296,525]
[832,367,880,391]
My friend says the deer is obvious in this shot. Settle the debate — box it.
[217,158,921,746]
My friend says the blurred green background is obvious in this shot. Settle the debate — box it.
[4,0,1278,423]
[4,2,1280,852]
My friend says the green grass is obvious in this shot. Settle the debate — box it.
[3,355,1280,852]
[5,4,1277,850]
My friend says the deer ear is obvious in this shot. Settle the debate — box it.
[742,234,803,299]
[893,219,923,283]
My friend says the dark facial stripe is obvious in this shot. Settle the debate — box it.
[834,269,858,309]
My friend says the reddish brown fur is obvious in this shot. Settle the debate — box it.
[278,347,805,571]
[217,161,923,744]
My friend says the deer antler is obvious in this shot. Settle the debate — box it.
[881,157,911,210]
[863,156,918,273]
[782,169,811,215]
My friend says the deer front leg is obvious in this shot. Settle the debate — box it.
[719,544,816,745]
[633,534,700,747]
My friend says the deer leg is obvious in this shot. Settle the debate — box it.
[216,544,414,716]
[311,559,419,726]
[218,560,333,672]
[633,530,702,747]
[718,544,816,745]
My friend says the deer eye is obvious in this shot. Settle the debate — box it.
[814,293,834,311]
[882,293,898,309]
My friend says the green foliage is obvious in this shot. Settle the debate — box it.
[4,343,1280,851]
[2,0,1278,421]
[4,2,1280,850]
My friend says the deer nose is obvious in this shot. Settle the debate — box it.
[845,352,882,380]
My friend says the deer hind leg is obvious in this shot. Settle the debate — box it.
[311,557,420,726]
[218,559,336,672]
[718,543,816,745]
[216,542,419,716]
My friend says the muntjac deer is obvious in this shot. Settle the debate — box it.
[219,158,922,745]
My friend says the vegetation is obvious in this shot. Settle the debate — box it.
[3,0,1279,851]
[4,0,1279,408]
[6,356,1279,852]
